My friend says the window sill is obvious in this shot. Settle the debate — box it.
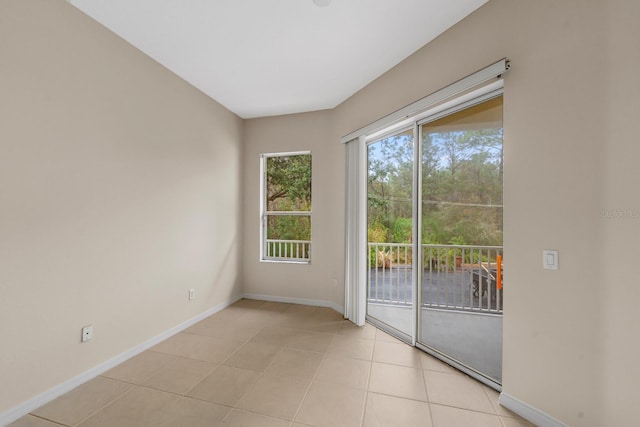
[260,258,311,265]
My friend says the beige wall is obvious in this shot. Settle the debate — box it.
[246,0,638,425]
[602,0,640,423]
[242,111,344,307]
[0,0,243,414]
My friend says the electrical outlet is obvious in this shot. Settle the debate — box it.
[81,325,93,342]
[189,289,195,301]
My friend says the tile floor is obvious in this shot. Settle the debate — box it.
[10,299,535,427]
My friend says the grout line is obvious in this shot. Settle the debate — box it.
[420,355,436,427]
[71,382,137,426]
[359,337,378,426]
[21,414,69,427]
[429,401,509,418]
[179,363,221,397]
[364,389,429,404]
[289,372,314,424]
[218,407,294,425]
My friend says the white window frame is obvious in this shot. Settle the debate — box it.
[260,151,312,263]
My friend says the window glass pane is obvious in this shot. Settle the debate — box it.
[266,154,311,212]
[367,128,414,245]
[421,96,503,246]
[266,215,311,241]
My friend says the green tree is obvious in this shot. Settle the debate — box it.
[266,154,311,241]
[266,154,311,211]
[367,130,413,241]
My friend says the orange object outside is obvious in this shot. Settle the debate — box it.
[497,255,503,290]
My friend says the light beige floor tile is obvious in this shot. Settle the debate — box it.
[327,335,374,360]
[249,326,296,347]
[314,355,371,390]
[373,340,422,368]
[369,362,427,401]
[140,356,216,394]
[233,299,267,308]
[363,392,432,427]
[500,415,537,427]
[223,342,281,371]
[299,309,345,334]
[295,382,366,427]
[185,317,264,341]
[32,377,132,426]
[430,404,502,427]
[151,332,244,363]
[102,351,176,384]
[171,395,232,427]
[184,317,224,336]
[266,348,323,379]
[420,353,462,374]
[300,318,343,334]
[8,415,67,427]
[257,301,291,313]
[244,310,284,326]
[375,329,405,344]
[217,308,255,320]
[267,312,308,329]
[286,304,318,316]
[187,365,262,406]
[482,388,538,426]
[483,385,519,417]
[223,305,269,320]
[206,307,248,323]
[220,409,290,427]
[77,386,229,427]
[423,370,494,413]
[338,322,377,340]
[314,307,345,319]
[286,330,335,353]
[236,373,310,420]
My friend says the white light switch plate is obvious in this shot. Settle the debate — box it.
[543,250,558,270]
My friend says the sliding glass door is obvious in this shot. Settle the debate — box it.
[366,128,414,340]
[417,96,504,386]
[364,94,504,387]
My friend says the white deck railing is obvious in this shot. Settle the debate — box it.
[369,243,503,314]
[265,239,311,262]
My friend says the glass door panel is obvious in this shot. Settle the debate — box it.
[366,128,414,339]
[418,96,504,385]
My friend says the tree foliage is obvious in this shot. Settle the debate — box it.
[266,154,311,211]
[368,125,503,247]
[265,154,312,241]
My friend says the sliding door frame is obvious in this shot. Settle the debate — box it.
[344,60,510,389]
[364,125,417,344]
[414,89,505,391]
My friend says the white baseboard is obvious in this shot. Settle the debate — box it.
[0,294,242,427]
[243,293,344,316]
[499,392,568,427]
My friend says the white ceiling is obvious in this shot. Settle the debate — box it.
[68,0,488,118]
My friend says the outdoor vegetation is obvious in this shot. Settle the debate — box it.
[368,107,503,252]
[261,98,503,266]
[265,153,312,242]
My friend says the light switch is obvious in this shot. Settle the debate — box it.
[543,250,558,270]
